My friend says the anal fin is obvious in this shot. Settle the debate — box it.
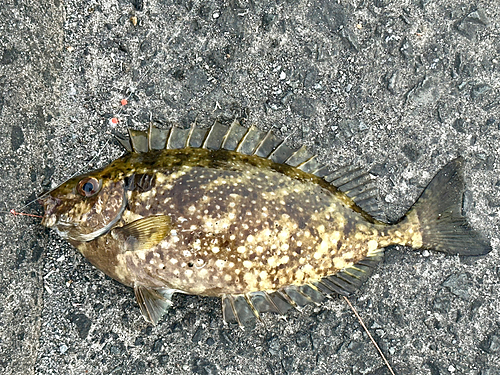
[134,285,175,325]
[315,250,385,296]
[283,285,324,306]
[222,294,259,328]
[221,284,327,326]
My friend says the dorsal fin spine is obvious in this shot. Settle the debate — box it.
[254,131,283,158]
[311,165,331,178]
[296,155,317,169]
[201,124,212,149]
[268,143,297,164]
[220,121,235,149]
[220,122,234,150]
[235,125,254,153]
[165,126,174,150]
[148,123,154,151]
[261,137,284,158]
[250,129,270,156]
[298,156,322,173]
[185,124,196,148]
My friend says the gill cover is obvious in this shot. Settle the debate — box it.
[41,176,127,242]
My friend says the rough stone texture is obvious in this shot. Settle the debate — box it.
[0,1,64,374]
[0,0,499,374]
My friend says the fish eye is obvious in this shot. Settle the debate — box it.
[77,177,101,197]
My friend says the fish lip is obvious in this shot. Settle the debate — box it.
[41,215,57,228]
[39,196,62,227]
[39,196,61,216]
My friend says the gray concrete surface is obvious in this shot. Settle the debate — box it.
[1,0,499,374]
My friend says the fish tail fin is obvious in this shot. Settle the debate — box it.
[405,157,491,256]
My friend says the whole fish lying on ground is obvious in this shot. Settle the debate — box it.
[40,122,491,326]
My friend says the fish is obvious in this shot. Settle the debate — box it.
[39,122,492,326]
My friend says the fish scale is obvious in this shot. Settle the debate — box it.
[40,121,492,326]
[113,153,375,295]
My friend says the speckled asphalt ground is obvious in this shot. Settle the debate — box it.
[1,1,499,374]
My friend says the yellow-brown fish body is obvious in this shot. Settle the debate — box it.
[40,123,491,325]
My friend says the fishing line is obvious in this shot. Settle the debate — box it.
[343,296,396,375]
[7,3,403,371]
[0,137,112,219]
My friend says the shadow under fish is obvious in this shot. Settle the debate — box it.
[39,122,492,327]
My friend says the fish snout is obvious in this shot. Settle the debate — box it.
[39,196,62,218]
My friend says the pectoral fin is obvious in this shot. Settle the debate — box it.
[134,285,175,325]
[112,215,171,252]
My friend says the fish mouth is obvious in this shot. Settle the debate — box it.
[39,196,62,228]
[38,195,76,240]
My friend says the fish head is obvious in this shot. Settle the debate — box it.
[39,171,127,242]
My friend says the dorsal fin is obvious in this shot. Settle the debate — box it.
[269,142,300,164]
[253,131,283,158]
[220,120,247,150]
[115,122,384,219]
[298,155,323,174]
[149,125,169,150]
[324,165,385,221]
[236,125,267,155]
[129,129,149,153]
[187,125,209,148]
[167,126,191,149]
[202,121,229,150]
[284,145,314,167]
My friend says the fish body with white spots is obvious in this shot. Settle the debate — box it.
[40,123,491,325]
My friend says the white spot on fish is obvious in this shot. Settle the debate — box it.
[280,255,289,264]
[368,240,378,252]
